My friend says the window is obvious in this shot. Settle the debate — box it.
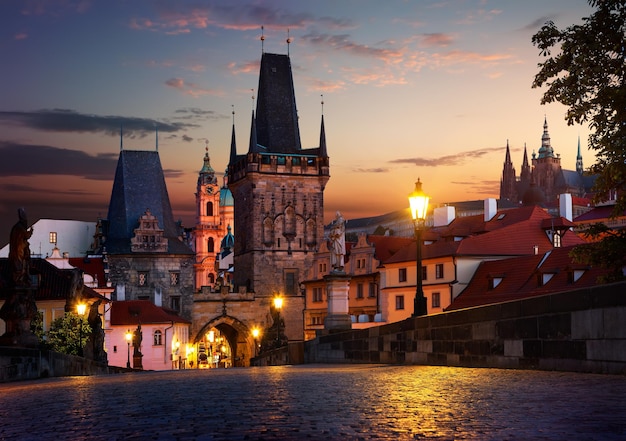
[435,264,444,279]
[399,268,407,282]
[208,237,215,253]
[432,292,441,308]
[422,266,427,281]
[311,316,323,325]
[284,269,297,295]
[49,231,57,245]
[395,295,405,310]
[313,287,323,302]
[170,296,181,312]
[206,201,214,216]
[153,330,163,346]
[138,271,148,286]
[170,272,179,286]
[368,283,376,298]
[356,283,364,299]
[553,231,562,247]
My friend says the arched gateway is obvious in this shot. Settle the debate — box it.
[193,315,257,368]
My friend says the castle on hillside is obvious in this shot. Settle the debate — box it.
[500,118,596,205]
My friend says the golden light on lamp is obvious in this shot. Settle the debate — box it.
[408,178,429,222]
[408,178,429,317]
[273,296,283,310]
[76,303,87,317]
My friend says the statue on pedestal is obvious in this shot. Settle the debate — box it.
[0,208,38,347]
[132,324,143,369]
[329,211,346,272]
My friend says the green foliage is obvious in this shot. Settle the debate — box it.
[570,224,626,283]
[46,312,92,356]
[531,0,626,215]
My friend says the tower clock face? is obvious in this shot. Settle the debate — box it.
[206,186,213,194]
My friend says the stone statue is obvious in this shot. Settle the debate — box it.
[0,208,38,347]
[9,208,33,287]
[329,211,346,272]
[133,324,143,357]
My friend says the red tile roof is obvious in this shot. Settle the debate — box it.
[0,258,106,302]
[574,204,626,222]
[110,300,190,326]
[365,235,414,262]
[69,256,107,288]
[446,246,610,311]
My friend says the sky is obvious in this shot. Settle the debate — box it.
[0,0,596,246]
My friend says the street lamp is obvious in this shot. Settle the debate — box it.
[125,330,132,369]
[409,178,429,317]
[76,303,87,356]
[251,328,260,357]
[273,296,283,347]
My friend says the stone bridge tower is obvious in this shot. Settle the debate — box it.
[191,51,330,366]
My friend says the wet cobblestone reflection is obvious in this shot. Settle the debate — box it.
[1,364,625,440]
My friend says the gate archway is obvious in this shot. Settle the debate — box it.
[193,315,255,367]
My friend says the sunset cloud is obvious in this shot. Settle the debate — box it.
[165,78,221,97]
[0,109,197,137]
[390,146,505,167]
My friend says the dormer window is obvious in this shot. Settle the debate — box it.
[538,272,555,286]
[568,269,586,283]
[488,273,505,290]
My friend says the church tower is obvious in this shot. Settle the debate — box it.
[576,136,584,175]
[192,144,223,291]
[227,52,330,301]
[531,117,563,203]
[499,140,517,201]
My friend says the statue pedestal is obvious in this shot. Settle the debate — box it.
[0,286,39,348]
[324,271,352,332]
[133,354,143,370]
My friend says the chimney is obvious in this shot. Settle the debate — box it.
[434,205,456,227]
[559,193,573,221]
[484,198,497,222]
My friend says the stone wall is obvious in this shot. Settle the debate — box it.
[0,347,115,382]
[302,281,626,375]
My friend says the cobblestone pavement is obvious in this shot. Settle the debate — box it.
[1,364,625,441]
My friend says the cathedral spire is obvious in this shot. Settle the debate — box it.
[505,139,512,164]
[576,135,583,175]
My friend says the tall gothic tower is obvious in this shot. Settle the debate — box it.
[193,145,224,291]
[227,52,330,298]
[499,140,517,201]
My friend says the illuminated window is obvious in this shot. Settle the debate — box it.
[49,232,57,244]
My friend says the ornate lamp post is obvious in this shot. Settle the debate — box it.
[409,178,429,317]
[273,296,283,347]
[125,330,132,369]
[76,303,87,356]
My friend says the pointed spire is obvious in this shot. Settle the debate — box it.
[229,105,237,164]
[248,110,258,153]
[505,139,512,164]
[260,25,265,54]
[522,143,529,167]
[576,135,584,175]
[319,116,327,158]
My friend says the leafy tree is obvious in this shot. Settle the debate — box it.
[46,312,92,356]
[570,224,626,282]
[531,0,626,213]
[532,0,626,280]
